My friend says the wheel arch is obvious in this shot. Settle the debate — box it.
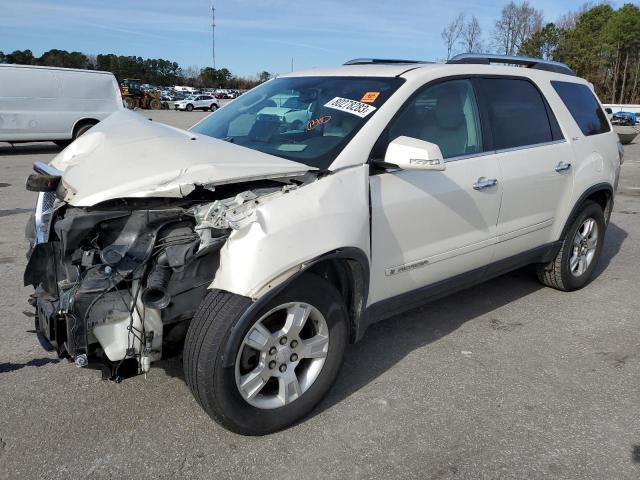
[304,248,370,343]
[219,247,370,368]
[562,182,614,239]
[71,117,99,138]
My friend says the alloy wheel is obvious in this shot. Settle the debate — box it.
[235,302,329,409]
[569,217,598,277]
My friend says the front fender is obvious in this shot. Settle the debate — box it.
[211,165,371,298]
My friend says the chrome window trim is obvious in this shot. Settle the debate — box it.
[444,151,490,163]
[494,139,567,155]
[444,139,567,163]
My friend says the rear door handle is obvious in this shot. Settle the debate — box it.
[473,178,498,190]
[555,162,572,172]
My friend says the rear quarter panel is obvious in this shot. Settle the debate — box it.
[537,75,619,239]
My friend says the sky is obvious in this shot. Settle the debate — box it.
[0,0,636,78]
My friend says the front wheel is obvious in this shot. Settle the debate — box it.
[537,200,606,291]
[183,274,348,435]
[186,103,194,112]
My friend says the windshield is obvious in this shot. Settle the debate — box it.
[191,76,404,169]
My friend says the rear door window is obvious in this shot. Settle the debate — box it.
[481,78,555,150]
[551,81,610,136]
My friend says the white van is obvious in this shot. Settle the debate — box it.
[0,64,123,146]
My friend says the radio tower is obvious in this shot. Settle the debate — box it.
[211,2,216,69]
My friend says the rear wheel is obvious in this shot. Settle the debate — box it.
[210,104,218,112]
[183,274,348,435]
[537,200,606,291]
[54,122,94,148]
[74,122,94,139]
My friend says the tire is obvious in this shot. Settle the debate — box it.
[186,103,194,112]
[210,104,218,112]
[537,200,606,291]
[74,123,94,139]
[183,274,348,435]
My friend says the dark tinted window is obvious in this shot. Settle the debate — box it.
[551,81,610,136]
[481,78,554,149]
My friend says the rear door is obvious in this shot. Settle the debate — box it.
[478,77,574,260]
[369,78,502,304]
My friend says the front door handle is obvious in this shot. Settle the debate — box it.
[473,178,498,190]
[555,161,572,172]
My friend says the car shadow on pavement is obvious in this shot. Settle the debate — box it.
[594,221,627,277]
[311,220,628,419]
[0,143,62,155]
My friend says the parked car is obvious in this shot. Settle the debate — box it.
[174,85,197,93]
[174,95,219,111]
[0,64,123,146]
[24,54,621,435]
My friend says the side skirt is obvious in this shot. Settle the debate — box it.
[355,241,562,341]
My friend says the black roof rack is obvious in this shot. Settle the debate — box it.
[447,53,575,76]
[343,58,432,66]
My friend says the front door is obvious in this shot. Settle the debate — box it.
[369,79,502,304]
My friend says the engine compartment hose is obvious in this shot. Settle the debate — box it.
[141,252,172,309]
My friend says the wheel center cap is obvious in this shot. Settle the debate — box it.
[276,345,292,365]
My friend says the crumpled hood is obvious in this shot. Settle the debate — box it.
[50,109,314,206]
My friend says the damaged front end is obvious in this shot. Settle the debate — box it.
[24,162,305,377]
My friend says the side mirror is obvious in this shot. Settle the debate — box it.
[381,136,446,171]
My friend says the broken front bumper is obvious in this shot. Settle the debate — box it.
[24,191,227,369]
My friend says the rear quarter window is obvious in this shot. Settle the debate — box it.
[551,81,610,136]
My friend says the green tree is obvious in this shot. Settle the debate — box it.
[555,5,613,88]
[5,49,36,65]
[38,49,90,69]
[519,23,561,59]
[603,3,640,103]
[258,71,271,83]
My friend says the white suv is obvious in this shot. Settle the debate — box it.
[25,54,621,435]
[174,94,219,111]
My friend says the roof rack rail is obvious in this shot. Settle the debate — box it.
[447,53,575,76]
[344,58,431,66]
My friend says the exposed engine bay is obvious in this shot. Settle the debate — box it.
[24,175,309,380]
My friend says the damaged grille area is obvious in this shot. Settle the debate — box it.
[25,200,231,374]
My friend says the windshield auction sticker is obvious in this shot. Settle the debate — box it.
[324,97,377,118]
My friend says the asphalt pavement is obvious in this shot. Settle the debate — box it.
[0,111,639,479]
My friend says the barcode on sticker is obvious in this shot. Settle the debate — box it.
[324,97,377,118]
